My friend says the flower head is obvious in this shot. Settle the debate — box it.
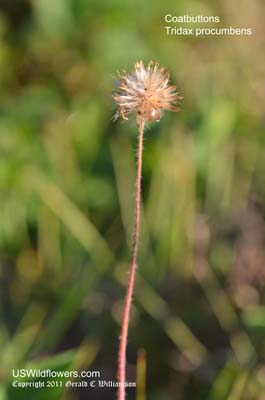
[113,61,181,124]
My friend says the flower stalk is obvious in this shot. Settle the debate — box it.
[113,61,181,400]
[117,116,145,400]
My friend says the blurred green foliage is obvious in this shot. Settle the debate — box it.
[0,0,265,399]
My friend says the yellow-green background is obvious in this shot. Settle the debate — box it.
[0,0,265,399]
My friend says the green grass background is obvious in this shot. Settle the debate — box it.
[0,0,265,399]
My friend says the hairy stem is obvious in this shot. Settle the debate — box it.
[117,117,145,400]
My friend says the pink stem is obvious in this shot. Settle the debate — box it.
[117,117,145,400]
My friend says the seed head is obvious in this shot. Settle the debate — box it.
[113,61,181,124]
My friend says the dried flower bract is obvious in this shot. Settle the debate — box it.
[113,61,181,124]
